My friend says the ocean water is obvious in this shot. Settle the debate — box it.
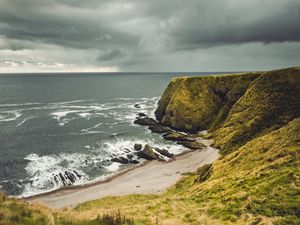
[0,72,222,197]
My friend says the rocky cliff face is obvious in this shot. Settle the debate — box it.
[154,67,300,224]
[155,67,300,153]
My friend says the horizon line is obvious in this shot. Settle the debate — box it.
[0,70,256,75]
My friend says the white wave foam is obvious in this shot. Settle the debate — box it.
[101,137,186,159]
[22,153,89,197]
[106,162,121,172]
[50,99,94,105]
[51,110,84,126]
[20,134,186,197]
[78,112,91,118]
[0,111,21,122]
[51,110,79,119]
[0,102,42,107]
[17,116,34,127]
[81,122,103,133]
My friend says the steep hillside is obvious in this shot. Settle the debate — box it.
[155,67,300,153]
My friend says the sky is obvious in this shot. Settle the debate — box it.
[0,0,300,73]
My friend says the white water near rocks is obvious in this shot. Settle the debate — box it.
[0,72,225,197]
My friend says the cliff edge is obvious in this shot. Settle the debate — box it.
[155,67,300,153]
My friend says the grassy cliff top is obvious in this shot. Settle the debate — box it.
[155,66,300,153]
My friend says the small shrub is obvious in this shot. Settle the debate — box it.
[96,211,134,225]
[195,164,212,183]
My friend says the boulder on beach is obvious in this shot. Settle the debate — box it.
[177,140,205,150]
[136,144,164,161]
[154,148,174,158]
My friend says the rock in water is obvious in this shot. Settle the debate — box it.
[134,103,141,108]
[148,125,171,133]
[111,156,129,164]
[137,112,147,117]
[134,143,143,150]
[73,170,82,178]
[58,173,66,186]
[134,117,158,126]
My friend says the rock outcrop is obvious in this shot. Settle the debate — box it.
[155,67,300,153]
[134,116,158,126]
[136,144,163,161]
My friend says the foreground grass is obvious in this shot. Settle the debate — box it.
[0,192,147,225]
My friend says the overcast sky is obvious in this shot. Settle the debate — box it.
[0,0,300,73]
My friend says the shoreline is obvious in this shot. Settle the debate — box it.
[24,148,196,200]
[27,138,219,209]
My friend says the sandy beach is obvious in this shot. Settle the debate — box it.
[28,139,219,209]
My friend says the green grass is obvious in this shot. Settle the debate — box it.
[0,193,146,225]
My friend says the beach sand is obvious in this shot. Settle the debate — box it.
[28,138,219,209]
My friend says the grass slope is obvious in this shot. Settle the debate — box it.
[0,192,140,225]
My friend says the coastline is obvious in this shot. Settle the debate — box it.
[27,138,219,209]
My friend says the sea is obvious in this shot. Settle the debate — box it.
[0,72,224,197]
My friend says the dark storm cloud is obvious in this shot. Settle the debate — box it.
[0,0,300,72]
[167,0,300,49]
[0,0,138,50]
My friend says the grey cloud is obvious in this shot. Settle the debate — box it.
[0,0,299,72]
[0,0,138,50]
[97,49,126,61]
[168,0,300,50]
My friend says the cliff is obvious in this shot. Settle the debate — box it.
[155,67,300,153]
